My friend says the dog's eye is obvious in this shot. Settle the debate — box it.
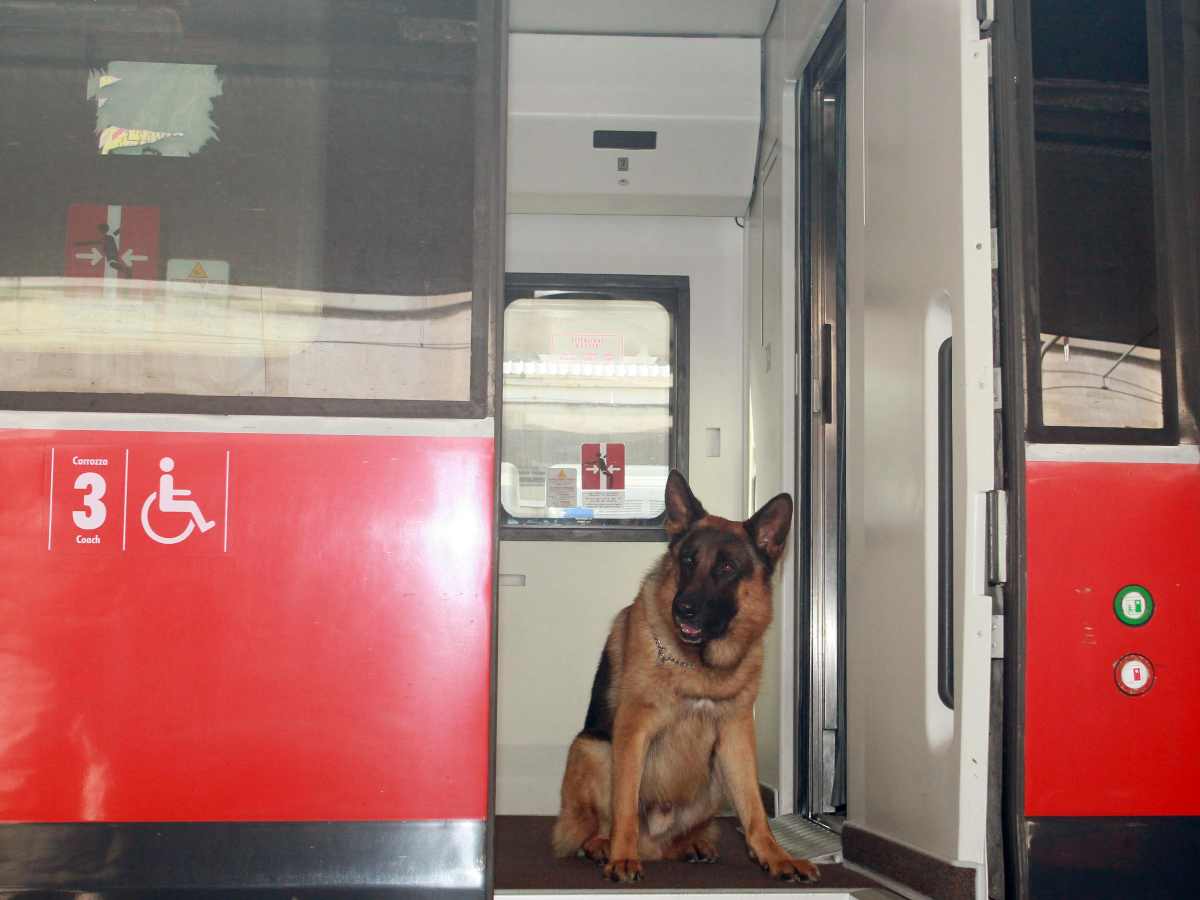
[681,554,696,569]
[716,560,737,578]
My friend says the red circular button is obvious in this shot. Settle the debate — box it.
[1115,653,1155,696]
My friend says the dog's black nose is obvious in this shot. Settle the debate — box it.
[673,596,698,621]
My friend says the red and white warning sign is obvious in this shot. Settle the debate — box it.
[581,442,625,491]
[581,442,625,513]
[65,203,159,280]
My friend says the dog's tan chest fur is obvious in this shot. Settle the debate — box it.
[639,698,720,803]
[636,700,727,841]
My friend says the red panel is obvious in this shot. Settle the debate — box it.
[1025,460,1200,816]
[0,429,493,822]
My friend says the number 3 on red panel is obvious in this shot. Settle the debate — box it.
[49,447,125,553]
[72,471,108,531]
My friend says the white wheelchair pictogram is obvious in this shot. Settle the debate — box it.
[141,456,216,545]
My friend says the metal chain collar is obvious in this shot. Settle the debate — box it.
[652,632,697,669]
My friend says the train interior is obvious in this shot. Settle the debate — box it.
[1,2,1197,899]
[497,2,989,896]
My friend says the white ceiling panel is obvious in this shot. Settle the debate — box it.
[509,0,776,38]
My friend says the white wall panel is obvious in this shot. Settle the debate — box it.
[508,36,760,216]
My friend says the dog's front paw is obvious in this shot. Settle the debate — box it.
[602,858,644,882]
[761,855,820,883]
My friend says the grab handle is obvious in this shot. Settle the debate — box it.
[937,337,954,709]
[821,323,834,426]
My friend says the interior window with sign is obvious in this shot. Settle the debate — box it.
[501,276,688,536]
[1026,0,1177,439]
[0,0,498,416]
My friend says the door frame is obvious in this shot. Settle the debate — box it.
[795,3,849,821]
[990,2,1032,894]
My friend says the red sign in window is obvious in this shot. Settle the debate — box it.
[65,203,159,279]
[581,442,625,491]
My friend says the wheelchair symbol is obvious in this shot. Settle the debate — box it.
[141,456,216,545]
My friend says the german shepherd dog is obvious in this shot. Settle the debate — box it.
[552,471,820,884]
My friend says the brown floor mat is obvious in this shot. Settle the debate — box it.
[494,815,885,892]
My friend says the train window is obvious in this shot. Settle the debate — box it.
[501,275,689,540]
[1024,0,1178,441]
[0,0,499,417]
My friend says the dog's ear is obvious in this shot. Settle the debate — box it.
[745,493,793,565]
[664,470,706,539]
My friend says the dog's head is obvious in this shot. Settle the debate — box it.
[658,470,793,669]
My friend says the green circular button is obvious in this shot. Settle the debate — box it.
[1114,584,1154,627]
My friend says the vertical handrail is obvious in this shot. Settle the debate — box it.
[938,337,955,709]
[821,323,834,426]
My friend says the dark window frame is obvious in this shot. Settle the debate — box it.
[500,273,689,542]
[1018,0,1188,445]
[0,0,503,420]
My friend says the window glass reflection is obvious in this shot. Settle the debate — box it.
[1030,0,1166,431]
[0,0,482,407]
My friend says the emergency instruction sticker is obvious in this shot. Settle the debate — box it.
[545,466,578,509]
[580,490,626,512]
